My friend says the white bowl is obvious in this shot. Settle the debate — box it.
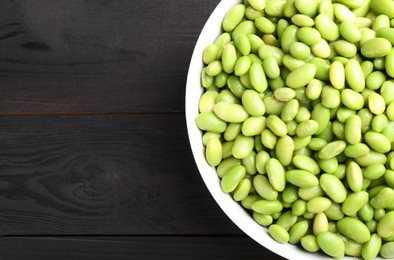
[185,1,383,259]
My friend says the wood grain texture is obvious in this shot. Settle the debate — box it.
[0,1,292,258]
[0,114,243,235]
[0,236,286,260]
[0,0,220,113]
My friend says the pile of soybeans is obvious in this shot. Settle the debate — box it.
[196,0,394,259]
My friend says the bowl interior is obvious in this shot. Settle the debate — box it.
[185,1,382,259]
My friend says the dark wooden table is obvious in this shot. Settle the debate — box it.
[0,1,285,259]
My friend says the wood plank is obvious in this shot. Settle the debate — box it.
[0,236,286,260]
[0,114,245,235]
[0,0,221,113]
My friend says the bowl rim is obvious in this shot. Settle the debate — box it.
[185,1,381,259]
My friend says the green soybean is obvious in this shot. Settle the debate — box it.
[380,242,394,259]
[345,115,362,144]
[224,123,241,142]
[266,115,288,137]
[361,38,392,58]
[345,59,365,92]
[311,38,331,59]
[214,102,249,123]
[315,14,340,41]
[286,63,317,89]
[242,116,265,136]
[247,35,264,54]
[286,170,319,188]
[329,61,345,90]
[245,6,264,21]
[370,187,394,209]
[282,55,306,71]
[306,79,323,100]
[370,0,394,18]
[261,129,277,149]
[346,161,364,193]
[307,197,332,213]
[337,217,371,243]
[292,199,307,216]
[289,220,309,244]
[222,44,237,74]
[359,203,374,222]
[242,89,265,116]
[372,114,389,133]
[281,99,299,122]
[206,138,222,166]
[318,157,339,174]
[377,27,394,45]
[232,134,254,159]
[233,178,252,201]
[341,89,364,110]
[252,212,273,226]
[344,143,370,158]
[255,16,275,34]
[317,232,345,259]
[321,85,341,108]
[334,3,356,21]
[297,27,322,46]
[318,140,346,160]
[320,174,347,203]
[234,56,252,76]
[196,112,227,133]
[249,63,268,92]
[308,138,327,151]
[295,120,318,138]
[294,0,318,17]
[274,87,296,102]
[311,103,330,135]
[266,158,286,192]
[325,202,345,220]
[282,185,299,204]
[265,0,287,17]
[301,235,320,252]
[275,135,295,167]
[253,174,278,200]
[233,20,257,38]
[340,21,361,43]
[252,199,283,215]
[342,191,369,216]
[217,158,241,178]
[269,224,290,243]
[263,57,280,79]
[377,211,394,238]
[293,154,320,175]
[367,71,386,91]
[337,107,356,123]
[362,233,382,260]
[299,184,325,200]
[220,165,246,193]
[313,212,329,236]
[334,40,357,58]
[364,164,386,180]
[365,131,391,153]
[241,195,262,209]
[368,92,386,115]
[222,4,246,32]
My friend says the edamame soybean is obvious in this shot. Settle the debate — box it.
[337,217,371,243]
[317,232,345,259]
[266,158,286,191]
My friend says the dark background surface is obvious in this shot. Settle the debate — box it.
[0,1,285,259]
